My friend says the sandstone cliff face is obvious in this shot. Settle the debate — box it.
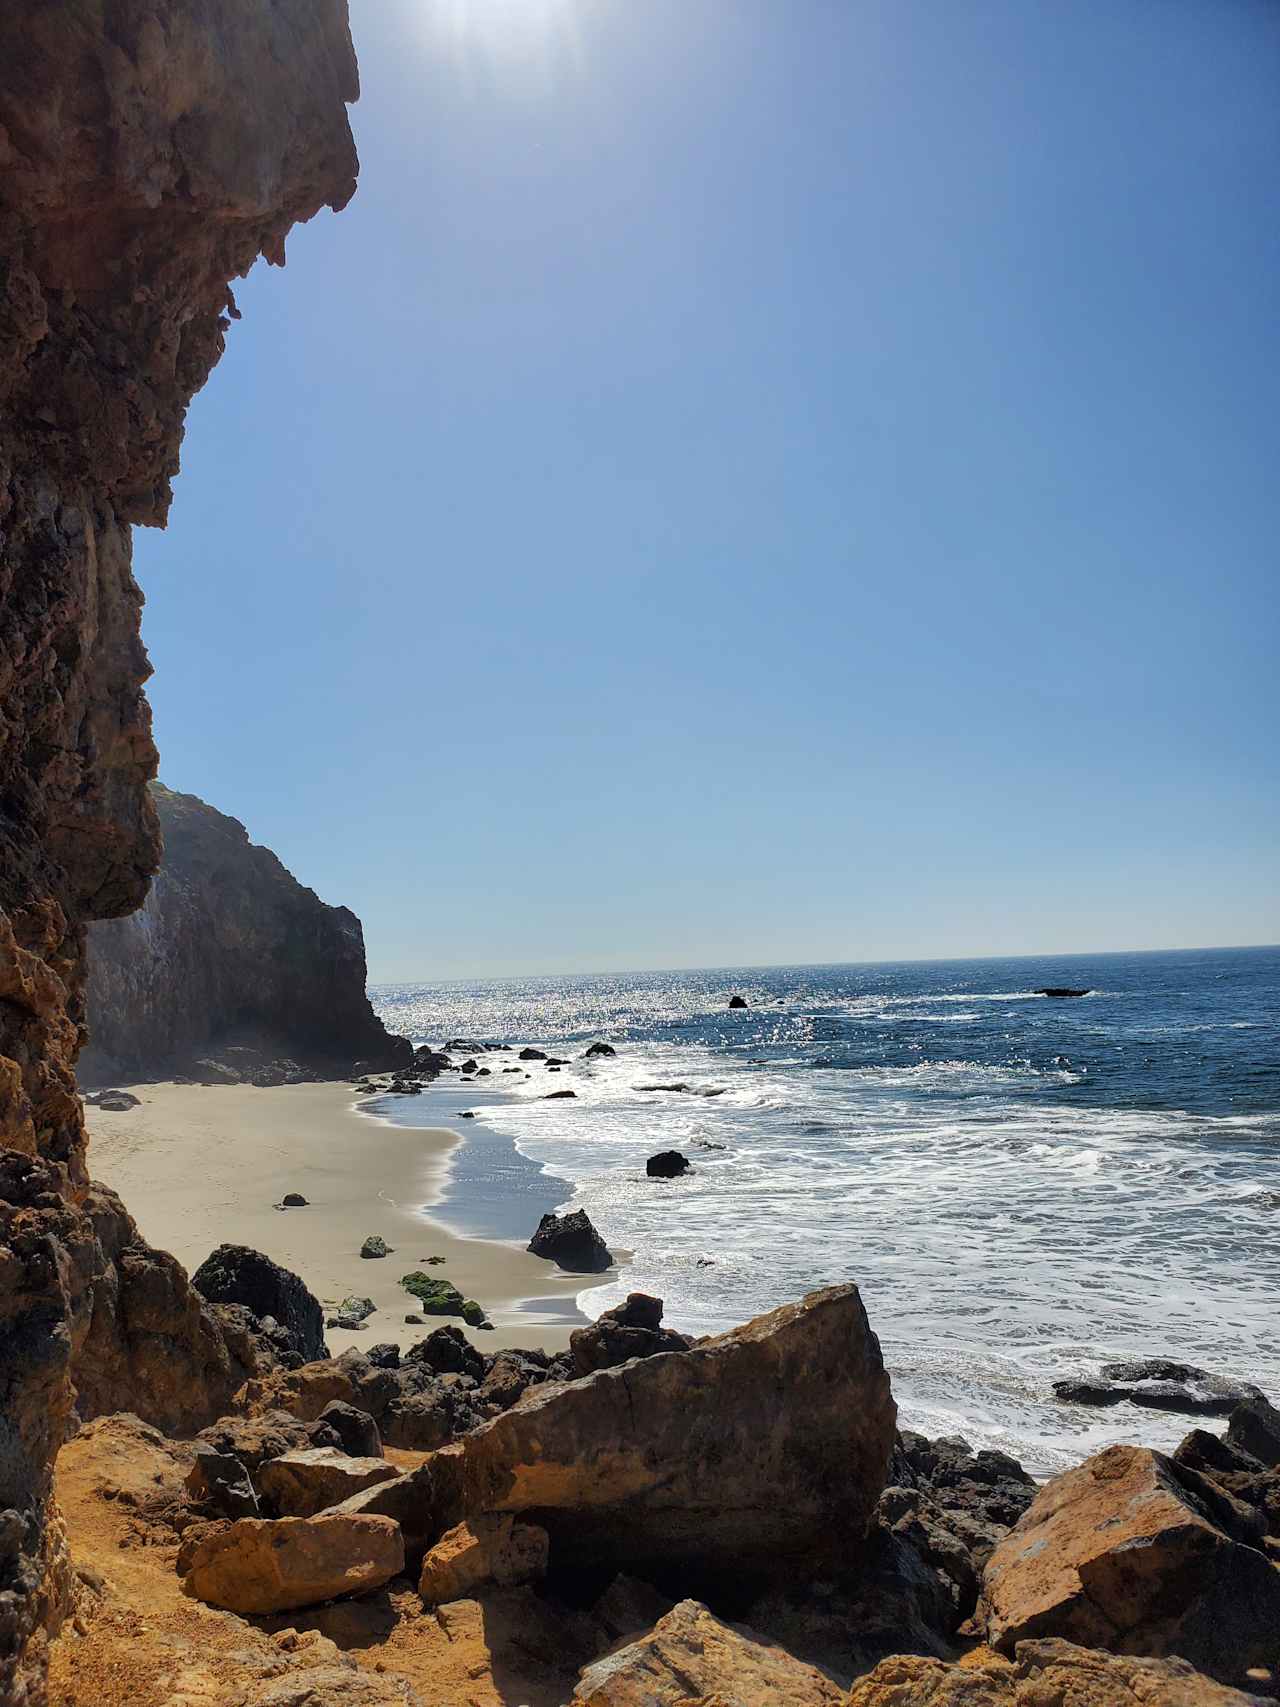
[0,6,358,1702]
[84,783,408,1079]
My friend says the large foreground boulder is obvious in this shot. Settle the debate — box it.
[425,1285,895,1589]
[181,1512,404,1614]
[847,1639,1269,1706]
[192,1244,327,1363]
[571,1599,844,1707]
[983,1444,1280,1683]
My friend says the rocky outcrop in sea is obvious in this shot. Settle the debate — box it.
[82,783,409,1083]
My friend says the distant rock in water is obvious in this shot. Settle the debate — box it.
[1036,986,1091,998]
[647,1151,691,1178]
[728,994,749,1009]
[528,1209,613,1273]
[583,1041,617,1058]
[82,782,411,1083]
[1054,1358,1264,1418]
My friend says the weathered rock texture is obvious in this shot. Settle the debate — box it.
[847,1640,1269,1706]
[422,1286,895,1591]
[84,783,409,1080]
[0,4,358,1700]
[983,1444,1280,1685]
[181,1512,404,1614]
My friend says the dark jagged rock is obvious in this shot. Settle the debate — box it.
[83,784,410,1082]
[570,1294,692,1376]
[196,1412,344,1479]
[528,1210,613,1273]
[366,1344,401,1370]
[360,1235,391,1260]
[1036,987,1091,997]
[405,1326,486,1381]
[545,1089,578,1099]
[646,1151,691,1178]
[1228,1395,1280,1467]
[318,1400,382,1459]
[519,1048,548,1061]
[728,995,749,1009]
[185,1443,260,1521]
[1054,1359,1265,1417]
[583,1042,617,1058]
[191,1245,328,1365]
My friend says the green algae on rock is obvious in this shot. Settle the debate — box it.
[401,1273,488,1326]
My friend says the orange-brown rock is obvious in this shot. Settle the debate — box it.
[0,3,359,1700]
[982,1445,1280,1685]
[417,1515,550,1605]
[427,1286,895,1590]
[570,1599,844,1707]
[181,1513,404,1615]
[257,1448,400,1520]
[846,1638,1269,1705]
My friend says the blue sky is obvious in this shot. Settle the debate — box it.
[139,0,1279,980]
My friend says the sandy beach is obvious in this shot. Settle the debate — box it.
[84,1080,592,1357]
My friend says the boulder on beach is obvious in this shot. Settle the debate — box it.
[360,1235,392,1260]
[400,1272,488,1326]
[646,1151,690,1178]
[570,1599,844,1707]
[983,1443,1280,1682]
[191,1243,328,1364]
[847,1641,1266,1706]
[181,1512,404,1614]
[527,1209,612,1273]
[83,1088,141,1110]
[427,1285,895,1588]
[418,1514,550,1605]
[281,1192,308,1207]
[257,1447,399,1518]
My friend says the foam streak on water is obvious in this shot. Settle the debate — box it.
[371,947,1280,1474]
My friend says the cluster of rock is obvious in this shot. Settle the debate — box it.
[82,784,411,1085]
[354,1035,620,1101]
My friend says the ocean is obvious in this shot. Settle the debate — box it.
[369,945,1280,1475]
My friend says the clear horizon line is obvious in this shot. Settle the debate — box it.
[366,938,1278,991]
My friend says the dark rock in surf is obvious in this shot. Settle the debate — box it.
[1055,1359,1266,1418]
[528,1209,612,1273]
[191,1244,327,1364]
[1228,1395,1280,1467]
[728,995,749,1009]
[1035,987,1091,998]
[519,1047,548,1061]
[544,1089,577,1099]
[647,1150,691,1178]
[584,1042,617,1058]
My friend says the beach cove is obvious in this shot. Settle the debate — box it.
[85,1080,591,1359]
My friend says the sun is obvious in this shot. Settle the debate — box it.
[430,0,583,76]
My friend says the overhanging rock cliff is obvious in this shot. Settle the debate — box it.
[83,783,409,1081]
[0,4,360,1702]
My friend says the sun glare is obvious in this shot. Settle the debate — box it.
[431,0,584,78]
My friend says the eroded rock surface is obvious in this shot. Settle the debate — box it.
[0,3,359,1698]
[181,1513,404,1615]
[570,1599,844,1707]
[983,1444,1280,1684]
[429,1285,895,1591]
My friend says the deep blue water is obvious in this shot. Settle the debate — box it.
[370,946,1279,1472]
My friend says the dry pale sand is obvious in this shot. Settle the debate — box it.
[84,1080,593,1356]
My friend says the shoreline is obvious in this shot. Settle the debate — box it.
[84,1079,601,1358]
